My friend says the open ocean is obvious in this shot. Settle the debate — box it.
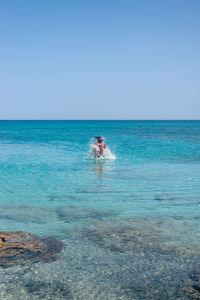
[0,120,200,299]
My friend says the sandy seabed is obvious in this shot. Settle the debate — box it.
[1,215,200,299]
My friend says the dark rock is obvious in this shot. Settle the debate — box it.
[191,271,200,282]
[0,237,5,243]
[183,270,200,299]
[183,287,200,299]
[193,283,200,292]
[0,231,64,268]
[24,280,72,299]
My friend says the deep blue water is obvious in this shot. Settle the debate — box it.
[0,120,200,299]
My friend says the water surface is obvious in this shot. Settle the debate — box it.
[0,120,200,299]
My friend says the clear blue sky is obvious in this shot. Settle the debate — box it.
[0,0,200,119]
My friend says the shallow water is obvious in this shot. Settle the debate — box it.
[0,120,200,299]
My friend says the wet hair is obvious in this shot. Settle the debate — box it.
[95,136,103,140]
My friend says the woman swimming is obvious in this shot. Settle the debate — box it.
[93,136,106,158]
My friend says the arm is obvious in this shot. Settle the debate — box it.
[93,143,98,157]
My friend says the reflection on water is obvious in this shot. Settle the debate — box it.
[93,160,105,180]
[92,159,115,181]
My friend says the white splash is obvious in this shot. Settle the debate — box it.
[88,143,116,160]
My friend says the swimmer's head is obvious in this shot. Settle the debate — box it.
[95,136,103,142]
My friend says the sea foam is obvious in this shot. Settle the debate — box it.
[88,143,116,160]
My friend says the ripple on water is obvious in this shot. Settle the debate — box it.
[56,206,119,223]
[75,216,200,299]
[1,216,200,299]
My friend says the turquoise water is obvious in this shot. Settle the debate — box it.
[0,120,200,299]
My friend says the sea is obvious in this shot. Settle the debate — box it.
[0,120,200,299]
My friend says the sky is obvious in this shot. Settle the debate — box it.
[0,0,200,120]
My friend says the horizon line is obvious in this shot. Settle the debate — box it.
[0,119,199,121]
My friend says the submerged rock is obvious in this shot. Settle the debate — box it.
[0,231,64,268]
[57,206,118,223]
[183,269,200,299]
[82,218,178,255]
[81,217,200,299]
[0,205,56,224]
[24,280,72,299]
